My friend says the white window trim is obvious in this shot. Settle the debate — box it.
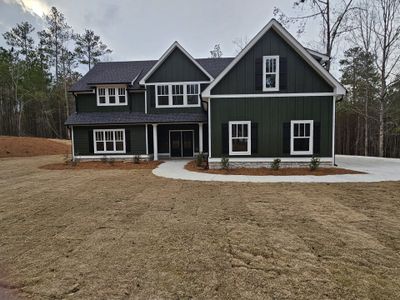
[96,85,128,106]
[262,55,279,92]
[229,121,251,156]
[93,129,126,154]
[155,83,201,108]
[290,120,314,155]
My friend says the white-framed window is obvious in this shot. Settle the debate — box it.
[229,121,251,155]
[263,56,279,92]
[94,129,126,154]
[96,86,127,106]
[290,120,313,155]
[155,82,201,108]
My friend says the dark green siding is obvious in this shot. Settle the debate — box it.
[147,48,210,83]
[75,91,145,113]
[210,97,333,157]
[212,28,333,94]
[146,86,204,114]
[73,125,147,155]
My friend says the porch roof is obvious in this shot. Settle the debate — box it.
[65,112,207,126]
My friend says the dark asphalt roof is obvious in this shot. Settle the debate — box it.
[70,57,234,92]
[65,112,208,126]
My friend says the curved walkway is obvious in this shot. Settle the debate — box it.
[152,155,400,183]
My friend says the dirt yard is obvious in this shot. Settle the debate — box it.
[0,136,70,158]
[0,155,399,299]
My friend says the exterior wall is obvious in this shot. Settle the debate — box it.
[211,28,333,95]
[75,91,145,113]
[154,124,208,155]
[210,97,333,158]
[73,125,147,156]
[147,48,210,83]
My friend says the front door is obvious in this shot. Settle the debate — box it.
[170,131,194,157]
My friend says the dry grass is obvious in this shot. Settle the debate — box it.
[0,155,400,299]
[185,160,364,176]
[0,136,70,158]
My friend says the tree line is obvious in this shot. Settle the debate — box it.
[0,6,111,138]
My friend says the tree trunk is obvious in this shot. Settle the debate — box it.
[378,100,385,157]
[364,95,368,156]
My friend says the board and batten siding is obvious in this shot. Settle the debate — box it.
[73,125,147,155]
[211,28,333,95]
[210,97,333,158]
[75,92,145,113]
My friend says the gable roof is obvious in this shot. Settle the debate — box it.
[202,19,346,98]
[69,57,234,92]
[139,41,214,84]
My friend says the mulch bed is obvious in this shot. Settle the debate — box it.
[185,160,364,176]
[0,136,70,158]
[40,161,163,170]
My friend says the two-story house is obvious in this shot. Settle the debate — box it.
[65,19,346,168]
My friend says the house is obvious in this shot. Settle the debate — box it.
[65,19,346,168]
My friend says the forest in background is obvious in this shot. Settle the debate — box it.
[1,1,400,157]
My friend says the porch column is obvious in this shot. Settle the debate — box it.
[153,124,158,160]
[198,123,203,154]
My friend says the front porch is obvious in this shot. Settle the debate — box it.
[149,123,208,160]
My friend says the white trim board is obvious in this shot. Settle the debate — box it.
[75,155,150,160]
[208,92,337,99]
[139,41,214,84]
[208,157,333,163]
[202,19,346,98]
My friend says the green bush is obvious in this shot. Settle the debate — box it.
[221,156,230,170]
[196,152,205,167]
[309,156,320,171]
[270,158,281,170]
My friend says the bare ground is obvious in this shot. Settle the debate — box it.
[0,155,399,299]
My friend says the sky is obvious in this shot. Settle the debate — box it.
[0,0,336,72]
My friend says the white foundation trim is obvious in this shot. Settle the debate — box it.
[75,155,151,160]
[208,157,333,163]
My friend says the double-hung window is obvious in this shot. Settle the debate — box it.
[229,121,251,155]
[155,83,201,107]
[94,129,126,154]
[290,120,313,155]
[96,86,127,106]
[263,56,279,91]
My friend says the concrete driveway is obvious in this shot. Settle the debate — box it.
[153,155,400,183]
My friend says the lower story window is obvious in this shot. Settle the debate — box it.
[290,120,313,155]
[229,121,251,155]
[94,129,126,154]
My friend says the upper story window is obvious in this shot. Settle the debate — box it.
[229,121,251,156]
[290,120,313,155]
[155,83,201,108]
[263,56,279,92]
[96,86,127,106]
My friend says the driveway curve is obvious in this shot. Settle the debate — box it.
[152,155,400,183]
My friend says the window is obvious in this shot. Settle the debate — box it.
[290,120,313,155]
[172,84,184,105]
[94,129,126,154]
[157,85,169,106]
[263,56,279,91]
[155,83,201,107]
[229,121,251,155]
[96,86,127,106]
[187,84,199,105]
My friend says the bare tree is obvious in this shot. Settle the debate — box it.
[232,36,249,54]
[274,0,357,71]
[210,44,223,58]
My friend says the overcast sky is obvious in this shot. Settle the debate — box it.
[0,0,336,71]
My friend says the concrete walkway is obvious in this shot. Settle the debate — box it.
[152,155,400,183]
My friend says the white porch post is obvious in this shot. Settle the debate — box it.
[198,123,203,154]
[153,124,158,160]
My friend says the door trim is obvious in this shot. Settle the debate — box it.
[169,130,195,158]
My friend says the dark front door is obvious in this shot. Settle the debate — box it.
[170,131,193,157]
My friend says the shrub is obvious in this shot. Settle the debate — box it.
[100,156,108,163]
[270,158,281,170]
[309,156,320,171]
[133,154,140,164]
[221,156,229,170]
[63,152,71,165]
[108,158,115,165]
[195,152,205,167]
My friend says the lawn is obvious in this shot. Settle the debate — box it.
[0,155,399,299]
